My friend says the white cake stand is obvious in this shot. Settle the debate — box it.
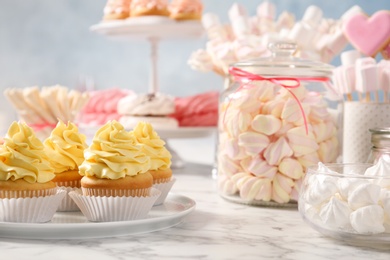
[90,16,204,94]
[90,17,210,168]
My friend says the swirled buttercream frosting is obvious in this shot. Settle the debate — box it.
[79,121,150,179]
[131,122,171,171]
[44,120,88,173]
[0,121,55,183]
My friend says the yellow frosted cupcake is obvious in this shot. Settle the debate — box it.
[44,120,88,211]
[0,121,66,222]
[131,122,175,205]
[69,120,160,222]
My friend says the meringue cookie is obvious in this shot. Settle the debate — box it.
[304,174,339,207]
[381,190,390,230]
[337,178,367,201]
[364,157,390,188]
[319,196,351,229]
[350,205,385,234]
[348,182,381,210]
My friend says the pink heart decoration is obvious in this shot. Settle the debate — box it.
[344,10,390,57]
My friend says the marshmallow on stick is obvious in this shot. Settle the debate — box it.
[189,1,351,77]
[355,57,379,102]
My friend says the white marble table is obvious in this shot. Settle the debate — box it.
[1,143,390,259]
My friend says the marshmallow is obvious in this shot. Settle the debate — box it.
[238,131,270,156]
[288,22,316,49]
[281,98,309,126]
[350,205,385,234]
[272,173,294,203]
[228,3,247,21]
[263,137,293,166]
[319,196,351,229]
[287,126,319,157]
[231,16,251,37]
[217,153,243,177]
[188,49,214,72]
[302,5,323,28]
[256,0,276,20]
[341,50,361,66]
[225,137,247,160]
[317,136,339,163]
[218,175,238,195]
[278,158,304,180]
[341,5,364,21]
[239,175,272,201]
[251,114,282,135]
[240,156,277,179]
[276,11,295,30]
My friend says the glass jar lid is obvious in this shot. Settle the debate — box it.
[370,127,390,148]
[231,42,334,78]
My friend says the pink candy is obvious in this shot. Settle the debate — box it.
[170,91,218,127]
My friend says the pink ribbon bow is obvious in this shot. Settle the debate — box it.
[227,67,330,135]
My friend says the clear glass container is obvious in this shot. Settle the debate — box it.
[217,42,340,207]
[367,127,390,164]
[299,163,390,243]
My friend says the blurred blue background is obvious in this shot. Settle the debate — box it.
[0,0,389,126]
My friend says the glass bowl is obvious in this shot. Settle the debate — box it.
[298,163,390,243]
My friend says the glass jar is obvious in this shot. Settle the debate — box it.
[217,42,340,207]
[367,127,390,164]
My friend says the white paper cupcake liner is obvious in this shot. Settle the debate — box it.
[0,188,67,223]
[68,188,161,222]
[56,186,81,212]
[81,187,151,197]
[0,187,57,199]
[153,177,176,206]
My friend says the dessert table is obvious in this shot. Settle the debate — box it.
[1,137,390,260]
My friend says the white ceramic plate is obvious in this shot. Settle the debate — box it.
[0,193,195,240]
[90,16,204,40]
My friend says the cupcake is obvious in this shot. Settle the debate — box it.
[69,120,160,222]
[130,0,170,17]
[0,121,66,223]
[103,0,132,20]
[44,120,88,211]
[131,122,175,205]
[169,0,203,21]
